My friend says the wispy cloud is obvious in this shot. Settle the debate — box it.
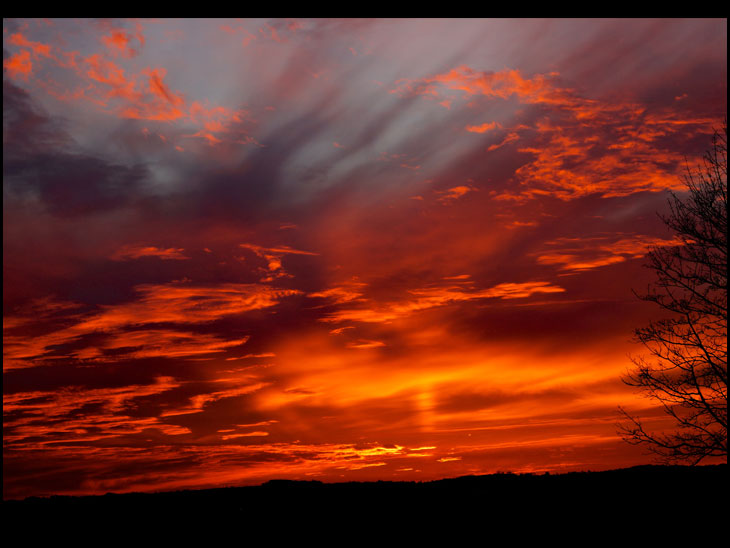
[536,234,684,272]
[111,244,190,261]
[321,281,565,324]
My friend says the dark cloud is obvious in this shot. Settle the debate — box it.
[3,79,69,151]
[4,80,148,218]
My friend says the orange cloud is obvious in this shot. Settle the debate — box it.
[80,283,302,330]
[437,185,476,203]
[392,66,570,106]
[2,441,437,497]
[346,339,386,350]
[161,381,269,417]
[8,32,53,58]
[505,220,538,229]
[187,99,258,146]
[76,330,251,361]
[536,253,579,266]
[102,30,133,55]
[257,324,643,466]
[5,32,249,144]
[3,283,301,369]
[186,131,222,145]
[443,274,471,281]
[308,280,366,304]
[393,65,716,201]
[320,281,565,324]
[4,376,179,418]
[184,101,258,145]
[220,431,270,440]
[329,326,355,335]
[85,53,139,102]
[477,281,566,299]
[3,376,188,447]
[536,234,684,272]
[83,54,122,86]
[466,121,500,133]
[239,243,319,257]
[3,50,32,78]
[511,107,716,201]
[240,243,319,281]
[146,67,184,107]
[111,244,190,261]
[599,235,684,258]
[559,255,627,271]
[101,25,144,58]
[116,67,186,121]
[487,131,520,152]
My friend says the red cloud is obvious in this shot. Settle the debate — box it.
[8,32,53,58]
[3,50,33,79]
[101,27,144,58]
[85,53,138,102]
[392,66,569,106]
[116,67,186,121]
[145,67,184,107]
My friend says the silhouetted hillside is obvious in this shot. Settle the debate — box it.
[4,464,727,527]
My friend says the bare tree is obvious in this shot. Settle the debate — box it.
[619,121,727,464]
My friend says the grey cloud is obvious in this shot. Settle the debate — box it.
[4,80,149,218]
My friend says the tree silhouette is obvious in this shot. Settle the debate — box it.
[619,121,727,464]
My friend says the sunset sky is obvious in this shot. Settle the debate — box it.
[3,18,727,500]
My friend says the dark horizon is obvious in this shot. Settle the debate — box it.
[5,463,726,503]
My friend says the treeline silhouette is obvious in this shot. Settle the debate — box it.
[4,464,726,524]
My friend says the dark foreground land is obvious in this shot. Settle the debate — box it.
[4,464,727,528]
